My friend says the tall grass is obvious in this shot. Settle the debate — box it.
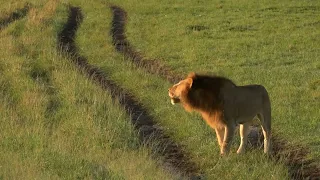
[0,0,179,179]
[1,0,319,179]
[109,0,320,158]
[75,1,290,179]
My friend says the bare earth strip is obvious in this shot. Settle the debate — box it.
[0,3,30,30]
[109,5,320,180]
[110,6,183,83]
[57,6,201,179]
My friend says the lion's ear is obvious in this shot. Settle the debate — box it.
[186,78,193,88]
[187,72,196,79]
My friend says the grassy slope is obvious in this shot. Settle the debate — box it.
[1,0,319,179]
[76,1,289,179]
[109,0,320,158]
[0,0,178,179]
[0,1,27,17]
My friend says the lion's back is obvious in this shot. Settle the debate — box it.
[223,84,270,123]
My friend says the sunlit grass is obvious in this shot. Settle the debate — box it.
[108,0,320,159]
[0,1,179,179]
[75,1,291,179]
[1,0,319,179]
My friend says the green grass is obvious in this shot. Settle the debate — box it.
[77,1,287,179]
[1,0,319,179]
[0,1,179,179]
[108,0,320,156]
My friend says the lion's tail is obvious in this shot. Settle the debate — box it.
[256,86,272,153]
[257,86,271,126]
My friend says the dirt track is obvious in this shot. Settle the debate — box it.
[0,4,30,30]
[110,6,182,83]
[109,5,320,180]
[57,6,201,179]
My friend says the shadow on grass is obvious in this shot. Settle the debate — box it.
[186,25,209,32]
[29,62,62,136]
[57,6,202,179]
[43,151,120,179]
[109,5,320,180]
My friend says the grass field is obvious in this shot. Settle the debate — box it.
[111,0,320,152]
[1,0,319,179]
[0,1,179,179]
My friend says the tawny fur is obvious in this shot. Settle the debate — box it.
[169,72,272,155]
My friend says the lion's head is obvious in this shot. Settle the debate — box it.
[168,72,195,105]
[168,78,192,105]
[168,72,236,112]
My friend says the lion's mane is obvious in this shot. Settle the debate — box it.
[180,73,236,112]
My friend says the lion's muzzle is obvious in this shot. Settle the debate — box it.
[170,98,180,105]
[168,89,180,105]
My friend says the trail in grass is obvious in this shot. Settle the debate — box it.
[110,6,182,83]
[109,5,320,180]
[0,4,30,30]
[57,6,201,178]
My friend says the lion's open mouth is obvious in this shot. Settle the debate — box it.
[170,98,180,105]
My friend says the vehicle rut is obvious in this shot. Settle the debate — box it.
[109,5,320,180]
[57,6,201,179]
[110,6,182,83]
[0,3,30,30]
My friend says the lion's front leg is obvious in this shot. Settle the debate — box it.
[221,124,236,155]
[215,127,225,150]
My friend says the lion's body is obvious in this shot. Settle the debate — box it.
[169,73,271,155]
[223,85,271,125]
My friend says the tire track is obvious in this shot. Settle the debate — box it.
[29,62,61,136]
[109,5,320,180]
[0,3,30,30]
[57,6,201,179]
[110,5,182,83]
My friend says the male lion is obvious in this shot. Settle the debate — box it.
[168,72,271,155]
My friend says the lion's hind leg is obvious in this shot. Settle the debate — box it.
[257,112,271,154]
[237,122,250,154]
